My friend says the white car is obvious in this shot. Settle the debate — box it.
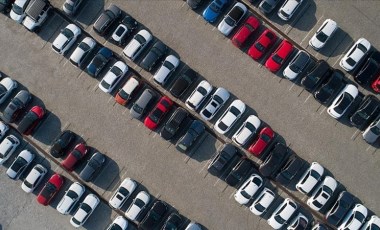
[153,55,180,85]
[217,2,247,36]
[232,115,261,146]
[21,164,47,193]
[10,0,30,23]
[22,0,51,31]
[57,182,85,215]
[115,77,140,105]
[99,61,128,93]
[123,29,152,61]
[109,178,137,209]
[283,50,310,80]
[106,216,129,230]
[307,176,338,211]
[249,188,275,216]
[214,99,246,134]
[277,0,303,21]
[0,135,20,165]
[0,121,9,140]
[309,19,338,50]
[287,212,309,230]
[340,38,371,71]
[52,24,81,55]
[338,204,368,230]
[296,162,324,195]
[361,215,380,230]
[125,191,150,221]
[327,84,359,119]
[362,115,380,144]
[185,80,213,111]
[234,174,263,205]
[0,77,18,105]
[200,87,230,121]
[268,198,298,229]
[69,37,96,67]
[6,150,34,180]
[70,194,100,228]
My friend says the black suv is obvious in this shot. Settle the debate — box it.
[349,95,380,130]
[325,191,357,227]
[225,158,253,186]
[208,144,240,176]
[314,69,345,104]
[275,155,304,185]
[93,4,121,35]
[354,51,380,85]
[301,60,332,92]
[160,107,189,140]
[170,69,198,98]
[139,200,168,230]
[140,41,168,72]
[50,130,76,158]
[259,143,289,177]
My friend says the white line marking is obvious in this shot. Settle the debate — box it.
[319,107,326,115]
[107,96,113,103]
[351,130,359,140]
[304,94,312,103]
[288,83,296,91]
[332,53,345,67]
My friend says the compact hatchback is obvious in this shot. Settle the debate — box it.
[61,143,88,171]
[50,130,76,158]
[248,126,275,157]
[217,2,247,36]
[200,87,230,121]
[296,162,324,195]
[123,29,153,61]
[160,107,189,140]
[17,105,45,135]
[208,144,239,175]
[0,135,20,165]
[98,61,128,93]
[51,24,81,55]
[144,96,173,130]
[6,150,34,180]
[225,158,252,186]
[130,88,156,119]
[283,50,310,80]
[232,115,261,146]
[2,89,32,123]
[153,55,180,85]
[93,4,121,35]
[340,38,371,72]
[110,15,138,46]
[86,47,113,77]
[267,198,298,229]
[314,69,345,105]
[234,174,263,205]
[307,176,338,211]
[214,99,246,134]
[170,69,198,98]
[309,19,338,50]
[79,152,106,182]
[140,41,168,71]
[176,120,205,153]
[108,177,137,210]
[70,194,100,228]
[349,95,380,130]
[265,40,294,72]
[259,143,289,177]
[277,0,304,21]
[301,60,332,92]
[115,77,140,106]
[325,191,357,227]
[249,188,275,216]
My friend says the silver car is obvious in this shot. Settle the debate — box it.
[69,37,96,67]
[130,89,156,119]
[362,114,380,144]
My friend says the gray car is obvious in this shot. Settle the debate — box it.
[79,152,106,182]
[176,120,205,153]
[93,4,121,35]
[362,114,380,144]
[130,89,156,119]
[3,90,32,123]
[259,0,282,14]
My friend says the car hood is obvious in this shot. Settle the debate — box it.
[124,39,141,57]
[283,67,298,80]
[203,6,219,22]
[1,78,16,90]
[154,66,170,83]
[126,205,140,220]
[53,34,69,50]
[310,36,325,49]
[218,20,233,35]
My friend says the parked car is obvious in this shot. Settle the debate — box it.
[176,120,205,153]
[275,155,304,185]
[327,84,359,119]
[325,191,357,227]
[265,40,293,72]
[0,0,13,13]
[125,191,150,221]
[248,126,275,157]
[61,143,88,171]
[232,115,261,146]
[208,144,239,175]
[187,0,204,9]
[17,105,45,135]
[36,173,64,206]
[93,4,121,35]
[287,212,309,230]
[106,216,129,230]
[202,0,229,23]
[144,96,173,130]
[70,194,100,227]
[2,90,32,123]
[185,80,213,111]
[160,107,189,140]
[52,24,81,55]
[234,174,263,205]
[56,182,85,215]
[225,157,252,186]
[21,164,47,193]
[62,0,83,15]
[50,130,75,158]
[79,152,106,182]
[259,0,282,14]
[340,38,371,71]
[153,55,180,85]
[200,87,230,121]
[309,19,338,50]
[170,69,198,98]
[354,55,379,85]
[161,212,183,230]
[109,178,137,209]
[350,95,380,130]
[217,2,247,36]
[115,77,140,106]
[22,0,51,32]
[338,204,368,230]
[10,0,30,23]
[110,14,138,45]
[0,121,9,140]
[69,37,96,67]
[6,149,34,180]
[313,69,345,104]
[214,99,246,134]
[267,198,298,229]
[98,61,128,93]
[283,50,310,80]
[249,188,275,216]
[130,88,156,119]
[307,176,338,211]
[362,114,380,144]
[140,41,168,71]
[296,162,324,195]
[259,143,289,177]
[123,29,153,61]
[0,135,20,165]
[139,200,168,230]
[0,77,18,105]
[277,0,304,21]
[361,215,380,230]
[301,60,332,92]
[86,47,113,77]
[248,28,277,60]
[231,16,260,48]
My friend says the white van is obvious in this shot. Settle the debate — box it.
[22,0,51,31]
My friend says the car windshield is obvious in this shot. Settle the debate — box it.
[64,2,73,11]
[316,31,328,42]
[272,54,283,64]
[12,4,23,14]
[163,61,175,70]
[115,26,126,36]
[67,190,78,199]
[79,42,90,51]
[41,182,57,198]
[245,123,256,132]
[289,63,301,73]
[371,126,380,135]
[133,104,143,114]
[241,190,251,199]
[225,17,235,27]
[149,109,163,123]
[313,200,323,208]
[11,157,27,172]
[218,121,228,131]
[135,34,146,44]
[255,42,265,52]
[134,199,145,208]
[119,187,130,196]
[93,55,107,66]
[198,87,207,96]
[354,212,365,222]
[109,224,123,230]
[335,93,354,114]
[230,107,241,116]
[310,170,320,179]
[346,57,356,67]
[81,203,92,213]
[101,80,111,90]
[23,179,34,188]
[280,10,289,18]
[62,28,74,39]
[118,89,130,100]
[72,150,83,159]
[110,66,123,76]
[202,109,212,118]
[261,2,271,11]
[213,95,224,104]
[210,1,221,12]
[254,203,266,212]
[357,44,368,53]
[274,214,286,224]
[261,133,271,142]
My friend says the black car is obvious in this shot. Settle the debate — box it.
[86,47,113,77]
[2,90,32,123]
[325,191,357,227]
[0,0,13,13]
[259,0,282,14]
[139,200,168,230]
[275,155,304,185]
[187,0,205,9]
[140,41,168,72]
[79,152,106,182]
[208,144,240,175]
[176,120,205,153]
[301,60,332,92]
[93,4,121,35]
[225,158,253,186]
[314,69,345,104]
[161,212,183,230]
[354,57,379,85]
[170,69,198,98]
[50,130,76,158]
[259,143,289,177]
[349,95,380,130]
[160,108,189,140]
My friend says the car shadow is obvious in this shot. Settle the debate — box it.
[74,0,105,28]
[318,28,354,58]
[91,155,121,191]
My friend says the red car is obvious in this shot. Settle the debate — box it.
[144,96,173,130]
[248,29,277,60]
[231,16,260,48]
[248,127,275,157]
[36,173,64,206]
[17,106,45,135]
[371,75,380,93]
[265,39,293,72]
[61,143,88,171]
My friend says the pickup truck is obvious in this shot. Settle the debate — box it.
[218,2,247,36]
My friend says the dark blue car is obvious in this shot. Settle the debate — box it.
[86,47,113,77]
[176,120,205,152]
[202,0,229,23]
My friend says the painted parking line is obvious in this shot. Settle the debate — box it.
[285,2,311,34]
[288,82,296,91]
[351,129,360,140]
[300,14,324,45]
[92,82,99,92]
[303,94,312,104]
[181,1,186,7]
[319,106,326,115]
